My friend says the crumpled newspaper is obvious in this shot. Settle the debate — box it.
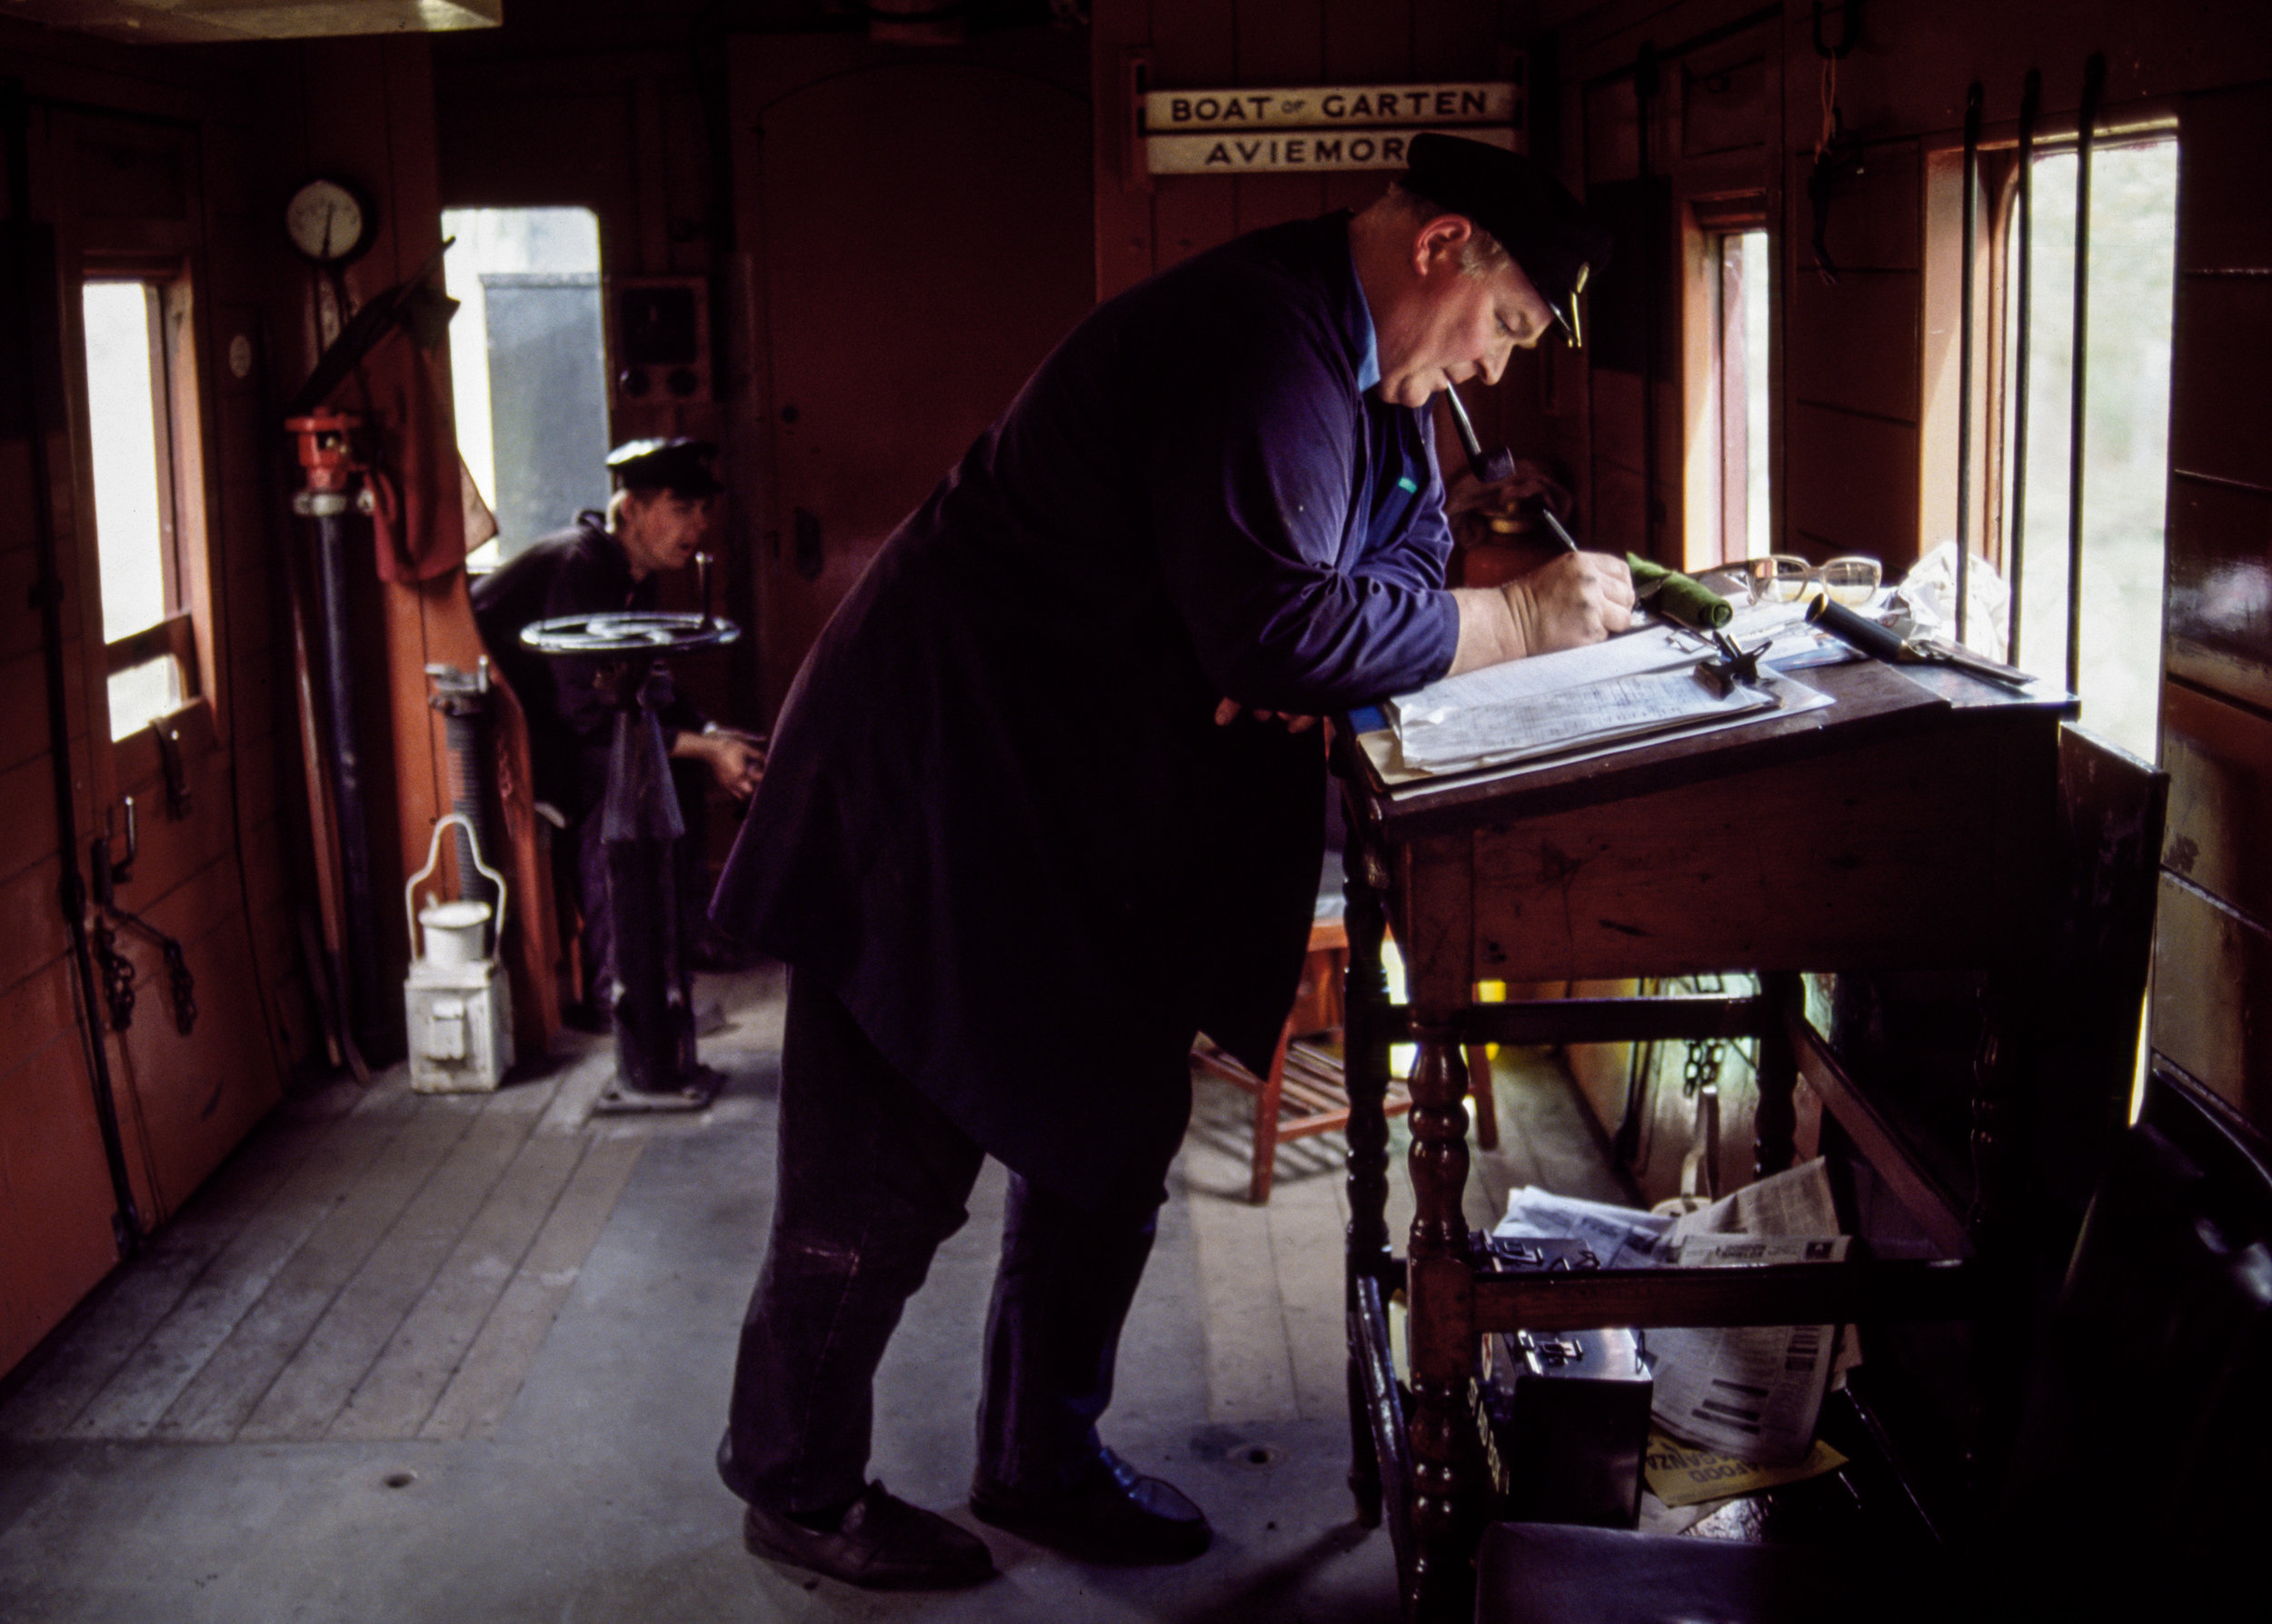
[1897,539,2012,659]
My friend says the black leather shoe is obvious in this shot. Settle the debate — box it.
[742,1481,997,1589]
[971,1449,1211,1565]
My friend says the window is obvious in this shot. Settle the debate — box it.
[1997,139,2178,763]
[439,207,609,569]
[82,276,199,741]
[1686,204,1772,570]
[1718,229,1772,562]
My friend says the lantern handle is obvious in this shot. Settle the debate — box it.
[404,812,509,963]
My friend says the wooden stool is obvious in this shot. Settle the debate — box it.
[1195,918,1500,1203]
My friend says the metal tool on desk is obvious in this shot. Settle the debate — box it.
[1694,627,1775,697]
[1443,382,1516,484]
[1806,595,2036,690]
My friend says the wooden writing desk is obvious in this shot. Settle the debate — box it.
[1330,656,2078,1620]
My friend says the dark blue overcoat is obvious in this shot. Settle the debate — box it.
[712,213,1460,1211]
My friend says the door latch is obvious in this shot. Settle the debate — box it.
[91,795,136,910]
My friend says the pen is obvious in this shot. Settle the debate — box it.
[1538,506,1580,553]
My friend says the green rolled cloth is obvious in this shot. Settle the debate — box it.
[1625,553,1733,630]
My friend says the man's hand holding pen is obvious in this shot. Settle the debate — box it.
[1507,549,1636,656]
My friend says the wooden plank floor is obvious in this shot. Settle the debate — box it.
[9,1010,1630,1458]
[1179,1041,1633,1428]
[0,964,1643,1624]
[0,1038,640,1447]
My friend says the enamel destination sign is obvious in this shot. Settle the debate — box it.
[1142,82,1522,174]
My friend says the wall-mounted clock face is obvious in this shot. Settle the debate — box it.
[284,177,375,266]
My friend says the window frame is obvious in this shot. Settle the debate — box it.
[78,254,210,739]
[1681,193,1772,572]
[1921,108,2181,573]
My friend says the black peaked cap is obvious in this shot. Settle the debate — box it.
[605,437,724,498]
[1397,134,1613,345]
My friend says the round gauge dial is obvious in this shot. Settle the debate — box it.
[284,177,375,265]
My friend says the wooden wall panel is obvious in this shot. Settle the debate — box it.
[0,646,89,776]
[1774,0,2272,141]
[1680,37,1770,158]
[1786,269,1920,423]
[0,1027,131,1378]
[1583,74,1639,185]
[434,79,642,264]
[1320,0,1414,213]
[1412,0,1500,80]
[1790,143,1920,275]
[2167,278,2272,493]
[1148,0,1241,274]
[1590,459,1649,559]
[1233,0,1329,235]
[2177,83,2272,274]
[2164,473,2272,712]
[0,537,83,666]
[2153,875,2272,1127]
[2161,681,2272,919]
[1786,400,1920,562]
[1091,0,1154,301]
[1589,365,1644,475]
[105,897,283,1220]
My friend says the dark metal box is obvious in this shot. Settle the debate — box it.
[1473,1234,1652,1529]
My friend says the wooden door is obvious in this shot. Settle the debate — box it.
[51,111,284,1235]
[733,36,1093,714]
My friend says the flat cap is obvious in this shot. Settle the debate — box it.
[1398,134,1612,346]
[605,437,723,498]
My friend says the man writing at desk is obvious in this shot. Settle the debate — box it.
[709,135,1630,1588]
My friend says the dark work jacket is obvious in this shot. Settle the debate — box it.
[711,214,1459,1213]
[470,514,705,820]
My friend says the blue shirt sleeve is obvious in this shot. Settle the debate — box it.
[1360,408,1456,592]
[1142,282,1459,714]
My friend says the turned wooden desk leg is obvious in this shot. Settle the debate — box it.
[1341,842,1394,1528]
[1754,971,1803,1179]
[1407,1007,1478,1622]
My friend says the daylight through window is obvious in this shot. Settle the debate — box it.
[441,206,609,569]
[83,279,194,739]
[1999,139,2178,763]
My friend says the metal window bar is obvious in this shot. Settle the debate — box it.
[1956,83,1983,645]
[2007,69,2041,664]
[2066,53,2108,694]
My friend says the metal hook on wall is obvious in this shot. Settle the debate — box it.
[1812,0,1864,61]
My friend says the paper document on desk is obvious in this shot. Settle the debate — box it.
[1491,1161,1853,1466]
[1388,630,1780,772]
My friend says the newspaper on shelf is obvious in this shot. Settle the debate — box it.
[1492,1159,1853,1465]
